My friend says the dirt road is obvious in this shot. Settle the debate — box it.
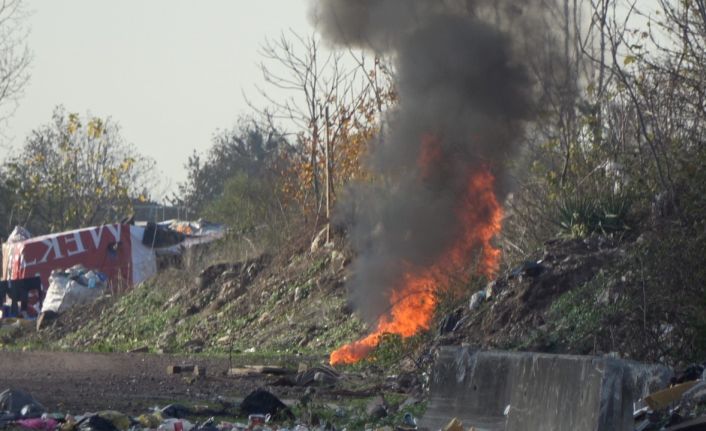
[0,350,304,415]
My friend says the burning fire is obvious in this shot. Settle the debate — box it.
[330,141,503,366]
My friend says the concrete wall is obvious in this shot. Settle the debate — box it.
[420,347,672,431]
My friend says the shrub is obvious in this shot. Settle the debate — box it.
[556,192,631,239]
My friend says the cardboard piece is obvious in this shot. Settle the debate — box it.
[645,381,699,411]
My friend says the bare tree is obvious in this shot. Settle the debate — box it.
[249,31,390,222]
[0,0,30,133]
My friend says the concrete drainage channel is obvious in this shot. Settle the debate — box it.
[420,347,672,431]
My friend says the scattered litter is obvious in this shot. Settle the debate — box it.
[438,309,464,335]
[7,226,32,243]
[157,418,194,431]
[442,417,464,431]
[137,413,162,428]
[644,381,699,411]
[366,396,388,420]
[402,412,417,429]
[295,365,340,387]
[634,361,706,429]
[469,290,486,311]
[508,260,545,279]
[42,266,108,314]
[0,389,44,416]
[247,414,269,428]
[227,366,291,377]
[666,416,706,430]
[672,364,706,386]
[160,404,192,419]
[240,389,292,419]
[15,418,58,430]
[166,365,197,375]
[76,415,119,431]
[681,381,706,408]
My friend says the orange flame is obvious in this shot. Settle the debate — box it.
[330,163,503,366]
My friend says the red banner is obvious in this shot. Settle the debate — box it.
[2,224,134,294]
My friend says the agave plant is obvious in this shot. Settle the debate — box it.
[556,192,631,238]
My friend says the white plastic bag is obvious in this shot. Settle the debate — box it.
[42,270,106,314]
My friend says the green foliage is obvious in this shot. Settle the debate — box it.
[176,118,288,215]
[676,150,706,225]
[0,169,15,238]
[202,173,275,233]
[625,225,706,363]
[533,222,706,364]
[548,271,627,353]
[4,106,155,234]
[500,0,706,264]
[175,118,297,250]
[556,192,631,239]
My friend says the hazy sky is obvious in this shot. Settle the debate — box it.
[7,0,314,195]
[4,1,662,199]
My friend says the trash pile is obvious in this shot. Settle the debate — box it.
[143,220,226,261]
[0,219,226,320]
[0,385,422,431]
[0,388,292,431]
[42,266,108,314]
[634,362,706,430]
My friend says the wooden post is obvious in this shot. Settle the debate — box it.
[325,107,332,243]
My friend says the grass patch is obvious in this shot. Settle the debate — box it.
[60,281,183,353]
[547,271,627,354]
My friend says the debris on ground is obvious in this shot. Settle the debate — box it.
[442,417,464,431]
[295,365,340,387]
[227,366,293,377]
[633,362,706,430]
[0,384,422,431]
[167,364,197,375]
[42,266,109,315]
[239,389,293,419]
[0,388,44,418]
[508,260,545,279]
[9,238,362,357]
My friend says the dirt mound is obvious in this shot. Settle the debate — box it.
[37,294,119,341]
[458,235,622,348]
[178,254,270,315]
[16,234,364,356]
[417,232,703,365]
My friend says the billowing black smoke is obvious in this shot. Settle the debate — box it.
[310,1,547,324]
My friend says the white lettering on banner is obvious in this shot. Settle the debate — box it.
[65,231,86,257]
[89,224,121,249]
[24,237,64,268]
